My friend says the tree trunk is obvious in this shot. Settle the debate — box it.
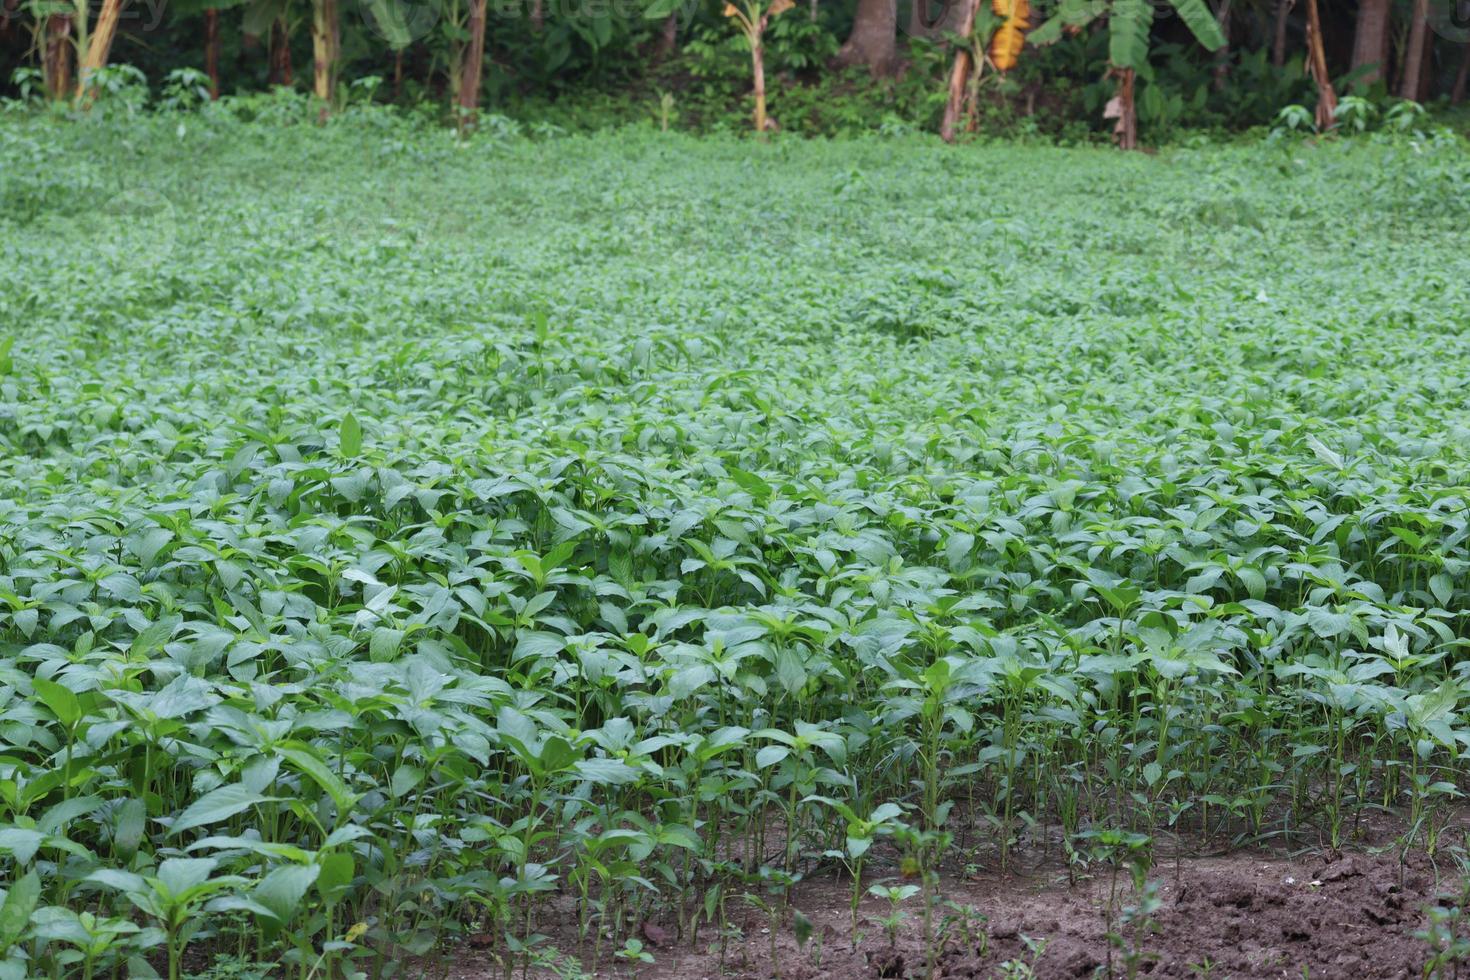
[393,48,404,101]
[1415,18,1435,100]
[1304,0,1337,129]
[311,0,339,105]
[963,61,980,132]
[1212,0,1232,90]
[1116,67,1137,150]
[939,0,981,142]
[752,35,768,133]
[654,13,677,60]
[240,29,259,87]
[835,0,897,74]
[204,8,220,98]
[531,0,544,31]
[43,13,73,99]
[77,0,128,99]
[1454,43,1470,104]
[458,0,487,124]
[1350,0,1390,84]
[1271,0,1291,68]
[269,18,293,86]
[1398,0,1428,100]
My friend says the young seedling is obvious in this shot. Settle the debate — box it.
[807,796,905,942]
[867,883,919,947]
[1417,857,1470,980]
[1114,877,1162,980]
[613,937,654,979]
[1076,831,1156,980]
[939,900,989,957]
[996,935,1049,979]
[742,866,800,980]
[894,824,953,980]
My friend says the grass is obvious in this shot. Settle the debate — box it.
[2,108,1470,978]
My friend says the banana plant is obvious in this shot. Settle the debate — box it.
[1028,0,1225,148]
[721,0,795,134]
[939,0,1030,142]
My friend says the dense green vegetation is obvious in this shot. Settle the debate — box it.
[2,113,1470,978]
[2,0,1469,142]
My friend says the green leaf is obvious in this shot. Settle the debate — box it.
[114,798,147,860]
[369,626,404,662]
[513,631,565,661]
[0,870,40,951]
[1167,0,1226,50]
[86,868,147,896]
[170,784,272,837]
[1235,566,1266,601]
[316,852,355,906]
[364,0,414,47]
[339,413,363,458]
[792,908,813,946]
[1307,607,1350,639]
[575,757,642,785]
[145,674,218,719]
[726,466,772,502]
[1108,0,1153,69]
[156,858,218,898]
[0,829,44,865]
[1028,0,1106,45]
[31,677,81,728]
[756,745,790,768]
[253,863,320,923]
[775,648,808,696]
[1304,434,1343,469]
[539,735,580,773]
[38,795,103,834]
[275,742,357,820]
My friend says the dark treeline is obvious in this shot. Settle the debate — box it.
[0,0,1466,139]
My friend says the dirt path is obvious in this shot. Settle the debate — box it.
[439,848,1456,979]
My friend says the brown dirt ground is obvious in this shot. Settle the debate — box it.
[436,845,1466,979]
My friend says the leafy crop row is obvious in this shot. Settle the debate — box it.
[2,116,1469,978]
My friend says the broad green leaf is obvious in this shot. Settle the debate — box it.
[0,870,40,951]
[275,742,357,819]
[170,784,273,837]
[1168,0,1226,50]
[316,852,355,906]
[339,413,363,458]
[756,745,790,768]
[253,864,321,923]
[31,677,81,728]
[1109,0,1153,69]
[156,858,218,898]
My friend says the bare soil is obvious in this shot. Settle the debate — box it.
[439,846,1462,979]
